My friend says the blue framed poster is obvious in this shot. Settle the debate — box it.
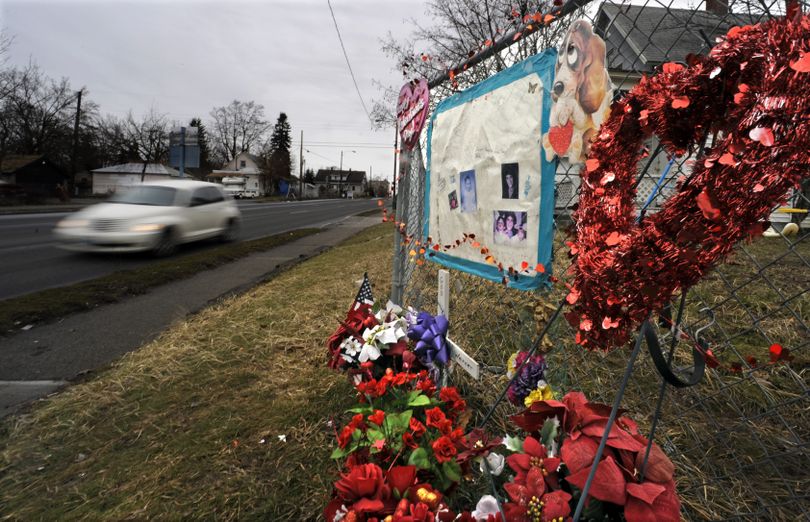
[424,49,557,290]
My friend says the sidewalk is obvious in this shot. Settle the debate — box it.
[0,215,382,417]
[0,198,98,215]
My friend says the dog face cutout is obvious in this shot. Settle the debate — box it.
[543,19,613,164]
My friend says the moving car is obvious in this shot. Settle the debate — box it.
[54,180,241,256]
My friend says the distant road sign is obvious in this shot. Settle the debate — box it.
[169,144,200,169]
[169,127,199,146]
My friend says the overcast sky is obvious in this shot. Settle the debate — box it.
[1,0,431,181]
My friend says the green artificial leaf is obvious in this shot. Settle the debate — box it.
[540,418,559,449]
[330,446,347,459]
[407,393,431,407]
[408,447,430,469]
[346,406,373,414]
[504,433,523,453]
[442,461,462,483]
[367,429,384,442]
[385,410,414,432]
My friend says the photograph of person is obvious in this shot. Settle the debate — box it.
[493,210,528,244]
[448,190,458,210]
[459,170,477,212]
[502,163,519,199]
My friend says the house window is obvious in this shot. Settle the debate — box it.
[240,160,246,168]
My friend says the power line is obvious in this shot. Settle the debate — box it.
[327,0,374,128]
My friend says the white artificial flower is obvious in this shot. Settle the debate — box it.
[471,495,501,521]
[479,452,505,476]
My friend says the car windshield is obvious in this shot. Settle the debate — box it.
[109,186,178,206]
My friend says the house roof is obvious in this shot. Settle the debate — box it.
[315,169,366,184]
[0,155,47,174]
[596,2,757,72]
[91,163,180,176]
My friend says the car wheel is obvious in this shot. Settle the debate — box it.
[221,218,240,243]
[153,227,177,257]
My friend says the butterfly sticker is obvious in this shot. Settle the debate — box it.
[523,175,532,198]
[527,82,539,93]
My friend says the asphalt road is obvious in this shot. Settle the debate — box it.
[0,198,382,300]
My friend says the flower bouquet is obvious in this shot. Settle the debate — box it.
[326,369,470,521]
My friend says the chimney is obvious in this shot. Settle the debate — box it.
[705,0,728,15]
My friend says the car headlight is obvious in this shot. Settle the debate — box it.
[56,219,89,228]
[130,223,165,233]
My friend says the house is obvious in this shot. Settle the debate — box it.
[315,168,367,198]
[209,151,265,197]
[554,0,754,213]
[0,155,68,197]
[91,163,182,195]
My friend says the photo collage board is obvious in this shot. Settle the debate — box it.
[424,49,557,290]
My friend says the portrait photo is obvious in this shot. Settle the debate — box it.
[448,190,458,210]
[493,210,528,245]
[502,163,519,199]
[459,170,477,213]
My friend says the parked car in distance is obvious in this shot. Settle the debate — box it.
[54,180,241,256]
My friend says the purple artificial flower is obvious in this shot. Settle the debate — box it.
[507,352,547,406]
[407,311,450,366]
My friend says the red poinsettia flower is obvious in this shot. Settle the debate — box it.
[624,480,680,522]
[456,428,503,463]
[432,435,458,463]
[503,467,550,520]
[632,439,675,483]
[541,490,573,521]
[565,455,627,506]
[506,436,560,487]
[333,463,392,514]
[510,399,567,434]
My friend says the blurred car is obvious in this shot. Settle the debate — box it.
[54,180,241,256]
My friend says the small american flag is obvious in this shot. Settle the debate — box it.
[354,272,374,309]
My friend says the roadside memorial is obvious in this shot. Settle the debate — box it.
[423,50,557,290]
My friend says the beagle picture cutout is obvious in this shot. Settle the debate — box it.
[542,20,613,164]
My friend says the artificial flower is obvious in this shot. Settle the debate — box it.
[431,436,458,463]
[471,495,501,521]
[523,381,554,407]
[479,452,505,476]
[506,352,548,406]
[332,463,391,514]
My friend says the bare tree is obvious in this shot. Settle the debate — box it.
[373,0,581,127]
[208,100,269,165]
[124,108,169,181]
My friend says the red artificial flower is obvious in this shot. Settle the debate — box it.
[387,465,417,496]
[402,432,419,449]
[565,455,627,506]
[624,480,680,522]
[560,434,599,474]
[503,467,549,519]
[332,463,391,514]
[425,407,448,429]
[327,304,377,369]
[410,418,427,437]
[337,425,355,449]
[416,378,437,397]
[431,436,458,463]
[633,440,675,483]
[506,436,560,487]
[510,398,567,434]
[541,490,573,521]
[368,410,385,426]
[456,428,503,463]
[439,387,467,412]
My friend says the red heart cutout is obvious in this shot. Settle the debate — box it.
[548,121,574,156]
[397,79,429,151]
[569,15,810,350]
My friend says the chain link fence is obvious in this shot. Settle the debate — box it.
[391,0,809,519]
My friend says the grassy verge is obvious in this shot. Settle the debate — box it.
[0,223,393,520]
[0,229,319,334]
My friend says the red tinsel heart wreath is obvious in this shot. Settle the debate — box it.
[567,13,810,350]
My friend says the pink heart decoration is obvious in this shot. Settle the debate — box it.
[397,79,430,151]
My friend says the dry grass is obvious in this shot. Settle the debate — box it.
[0,224,394,520]
[1,222,807,520]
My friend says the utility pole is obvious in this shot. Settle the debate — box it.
[339,150,344,197]
[299,129,303,199]
[70,89,83,194]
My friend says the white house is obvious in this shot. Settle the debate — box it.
[91,163,181,194]
[210,152,264,197]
